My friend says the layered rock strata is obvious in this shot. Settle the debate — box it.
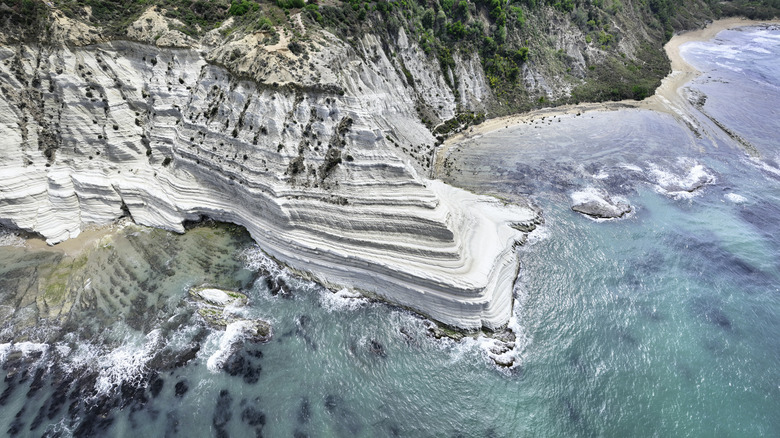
[0,39,538,330]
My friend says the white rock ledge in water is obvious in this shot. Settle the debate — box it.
[571,188,632,219]
[189,287,248,307]
[0,41,539,331]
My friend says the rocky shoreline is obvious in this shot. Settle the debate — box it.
[0,23,539,330]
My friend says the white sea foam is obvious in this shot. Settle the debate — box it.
[716,62,743,73]
[753,36,780,44]
[748,155,780,178]
[93,329,163,395]
[725,193,747,204]
[524,222,549,246]
[649,159,714,199]
[702,43,740,59]
[320,288,370,312]
[428,281,531,373]
[55,341,101,376]
[240,245,283,274]
[205,321,251,372]
[0,342,50,363]
[744,44,772,54]
[619,163,644,173]
[241,244,321,296]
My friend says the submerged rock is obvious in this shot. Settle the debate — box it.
[571,188,632,219]
[368,340,387,358]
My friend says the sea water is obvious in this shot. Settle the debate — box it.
[0,26,778,437]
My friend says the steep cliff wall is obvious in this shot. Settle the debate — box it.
[0,11,539,330]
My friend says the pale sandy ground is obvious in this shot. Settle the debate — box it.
[437,18,780,170]
[19,220,130,256]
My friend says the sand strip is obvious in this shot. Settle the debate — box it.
[19,220,130,257]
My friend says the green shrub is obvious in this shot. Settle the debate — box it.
[228,0,258,16]
[446,20,466,39]
[277,0,305,9]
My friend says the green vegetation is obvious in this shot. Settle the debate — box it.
[1,0,778,119]
[228,0,258,16]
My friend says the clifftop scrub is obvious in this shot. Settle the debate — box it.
[2,0,778,121]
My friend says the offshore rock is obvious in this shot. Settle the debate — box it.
[571,188,632,219]
[189,286,272,342]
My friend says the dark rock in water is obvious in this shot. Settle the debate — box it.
[425,321,465,341]
[296,315,318,350]
[368,340,387,358]
[213,389,233,428]
[241,406,266,427]
[387,422,401,437]
[247,349,264,359]
[172,345,201,369]
[689,296,732,330]
[265,276,291,298]
[245,320,273,343]
[68,399,80,417]
[298,398,311,424]
[7,416,24,436]
[73,411,115,437]
[293,430,309,438]
[31,401,49,431]
[322,394,362,434]
[174,380,189,398]
[26,367,46,397]
[0,377,15,406]
[324,394,340,414]
[617,328,639,348]
[564,399,581,424]
[120,380,147,408]
[223,354,262,384]
[48,381,68,419]
[669,232,772,291]
[40,428,64,438]
[297,315,312,328]
[224,355,246,377]
[70,371,98,401]
[148,374,164,398]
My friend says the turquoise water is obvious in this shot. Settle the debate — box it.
[0,26,779,437]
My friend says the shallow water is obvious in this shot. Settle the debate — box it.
[1,26,779,437]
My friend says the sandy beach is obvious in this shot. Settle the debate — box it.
[19,220,130,256]
[437,17,780,170]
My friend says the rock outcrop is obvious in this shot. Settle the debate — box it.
[571,188,632,219]
[0,34,538,330]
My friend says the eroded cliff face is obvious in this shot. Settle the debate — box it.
[0,10,539,330]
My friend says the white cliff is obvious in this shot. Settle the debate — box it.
[0,16,539,330]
